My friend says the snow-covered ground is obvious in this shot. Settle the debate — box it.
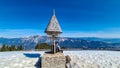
[0,50,120,68]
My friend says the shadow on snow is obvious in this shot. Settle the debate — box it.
[23,53,41,68]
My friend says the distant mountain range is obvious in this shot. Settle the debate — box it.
[0,35,120,50]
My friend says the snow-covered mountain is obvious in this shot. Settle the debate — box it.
[0,35,48,49]
[0,35,120,50]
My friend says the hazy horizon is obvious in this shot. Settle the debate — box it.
[1,34,120,39]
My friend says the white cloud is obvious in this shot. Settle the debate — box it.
[62,28,120,38]
[0,27,120,38]
[62,32,120,38]
[0,29,45,38]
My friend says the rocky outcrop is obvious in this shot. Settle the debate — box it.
[41,52,66,68]
[65,55,72,68]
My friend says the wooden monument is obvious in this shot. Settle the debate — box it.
[45,10,62,54]
[42,10,66,68]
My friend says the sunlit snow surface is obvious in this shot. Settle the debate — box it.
[0,51,120,68]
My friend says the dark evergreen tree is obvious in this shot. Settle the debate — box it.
[17,45,23,50]
[35,43,50,49]
[61,46,67,49]
[9,45,17,51]
[0,44,24,51]
[0,44,9,51]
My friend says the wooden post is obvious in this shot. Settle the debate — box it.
[52,35,56,54]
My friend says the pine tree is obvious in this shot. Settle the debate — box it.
[9,45,16,51]
[17,45,23,50]
[0,44,9,51]
[35,43,50,49]
[0,44,24,51]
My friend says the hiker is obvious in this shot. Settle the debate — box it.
[55,41,63,53]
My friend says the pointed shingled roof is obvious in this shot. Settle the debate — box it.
[45,10,62,35]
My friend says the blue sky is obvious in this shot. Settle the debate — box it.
[0,0,120,38]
